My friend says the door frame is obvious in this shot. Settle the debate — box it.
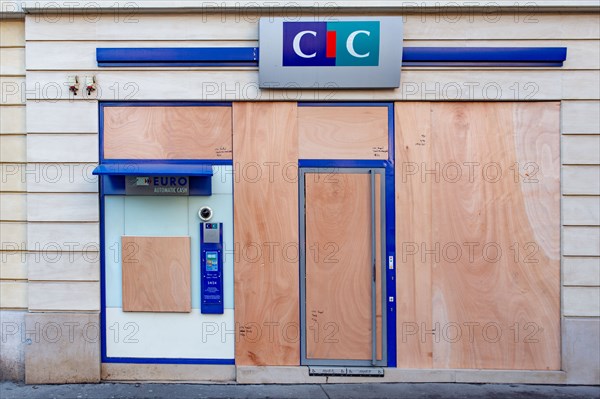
[299,167,388,367]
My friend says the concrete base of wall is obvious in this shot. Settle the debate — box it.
[0,310,26,381]
[101,364,236,383]
[563,317,600,385]
[24,313,100,384]
[236,367,568,385]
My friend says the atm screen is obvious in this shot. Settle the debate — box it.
[206,251,219,271]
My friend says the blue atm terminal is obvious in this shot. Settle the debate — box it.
[200,222,224,314]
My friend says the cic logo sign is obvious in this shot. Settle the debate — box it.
[283,21,380,67]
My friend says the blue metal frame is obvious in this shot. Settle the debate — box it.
[97,47,567,68]
[297,101,397,367]
[98,101,235,365]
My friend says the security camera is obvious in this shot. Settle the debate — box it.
[198,206,213,222]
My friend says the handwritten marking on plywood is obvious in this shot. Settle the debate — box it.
[395,102,560,370]
[233,102,299,366]
[121,236,191,313]
[298,106,388,160]
[305,173,382,361]
[104,106,232,160]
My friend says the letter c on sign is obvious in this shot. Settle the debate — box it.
[293,30,317,58]
[347,30,370,58]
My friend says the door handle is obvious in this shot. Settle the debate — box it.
[370,170,377,365]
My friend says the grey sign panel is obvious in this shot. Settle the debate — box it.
[259,17,403,89]
[125,176,189,196]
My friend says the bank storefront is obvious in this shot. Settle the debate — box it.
[0,1,598,385]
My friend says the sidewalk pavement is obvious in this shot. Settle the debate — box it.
[1,382,599,399]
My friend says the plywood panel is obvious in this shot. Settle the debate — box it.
[104,106,232,160]
[233,102,299,366]
[121,236,191,312]
[305,173,382,360]
[27,134,98,163]
[562,135,600,165]
[298,107,388,160]
[429,102,560,370]
[28,281,99,311]
[396,102,560,370]
[395,102,434,368]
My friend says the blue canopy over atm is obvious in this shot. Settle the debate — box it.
[93,162,214,195]
[92,162,214,176]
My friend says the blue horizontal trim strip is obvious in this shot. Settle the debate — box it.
[402,47,567,63]
[97,47,257,64]
[298,159,389,169]
[99,159,233,165]
[103,357,235,365]
[93,162,214,176]
[97,47,566,68]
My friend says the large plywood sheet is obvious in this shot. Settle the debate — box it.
[104,106,232,160]
[121,236,191,312]
[395,102,434,368]
[395,102,560,370]
[233,102,299,366]
[305,173,382,361]
[298,107,388,160]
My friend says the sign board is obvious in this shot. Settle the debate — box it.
[125,176,189,196]
[259,17,403,89]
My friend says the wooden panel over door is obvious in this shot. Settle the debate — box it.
[121,236,191,313]
[104,106,232,160]
[298,106,388,160]
[395,102,560,370]
[305,173,382,361]
[233,102,299,366]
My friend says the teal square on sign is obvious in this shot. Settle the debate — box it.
[327,21,380,66]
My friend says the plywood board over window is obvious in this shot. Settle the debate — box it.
[121,236,191,312]
[298,106,389,160]
[103,106,232,160]
[395,102,560,370]
[233,102,299,366]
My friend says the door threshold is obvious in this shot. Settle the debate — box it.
[309,367,385,377]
